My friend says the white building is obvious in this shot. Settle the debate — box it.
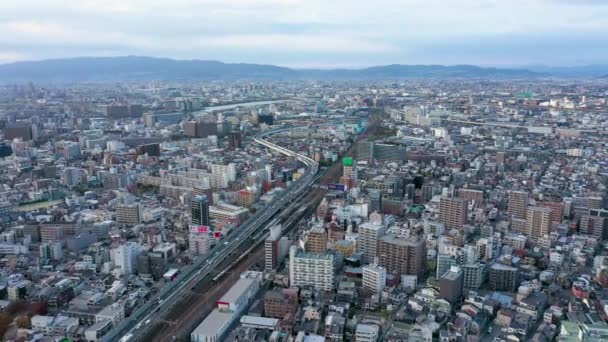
[356,323,380,342]
[357,222,386,263]
[362,264,386,295]
[40,241,63,260]
[111,242,144,276]
[289,246,336,292]
[189,231,211,255]
[31,315,79,337]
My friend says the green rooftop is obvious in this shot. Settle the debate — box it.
[343,157,354,166]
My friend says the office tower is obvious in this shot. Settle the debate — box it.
[289,246,336,292]
[406,183,416,201]
[116,204,141,226]
[39,241,63,261]
[436,254,457,280]
[362,264,386,295]
[62,167,83,188]
[105,104,144,118]
[257,113,274,126]
[377,235,425,278]
[183,120,218,138]
[137,254,151,275]
[189,229,211,255]
[111,242,144,276]
[228,130,242,149]
[357,222,386,263]
[526,206,553,240]
[357,141,374,160]
[191,195,210,226]
[458,189,484,204]
[580,213,607,240]
[265,225,289,271]
[496,151,506,164]
[306,227,327,254]
[439,266,463,303]
[136,143,160,157]
[373,143,406,161]
[2,123,35,141]
[489,263,519,292]
[439,197,468,230]
[60,141,81,161]
[421,184,435,203]
[369,190,383,213]
[148,252,166,280]
[508,191,528,219]
[462,264,485,290]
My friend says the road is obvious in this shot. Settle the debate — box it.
[144,188,327,342]
[107,124,319,342]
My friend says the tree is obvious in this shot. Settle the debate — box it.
[0,313,12,338]
[15,315,31,329]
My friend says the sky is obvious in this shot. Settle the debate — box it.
[0,0,607,68]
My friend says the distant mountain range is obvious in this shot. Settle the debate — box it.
[0,56,606,82]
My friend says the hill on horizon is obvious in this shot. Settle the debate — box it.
[0,56,546,82]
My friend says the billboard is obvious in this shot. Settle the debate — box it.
[190,225,210,233]
[328,183,347,192]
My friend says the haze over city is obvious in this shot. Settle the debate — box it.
[1,0,608,67]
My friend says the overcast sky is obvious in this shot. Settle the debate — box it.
[0,0,607,68]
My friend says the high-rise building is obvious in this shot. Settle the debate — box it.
[111,242,144,276]
[362,264,386,295]
[306,227,327,254]
[189,228,211,255]
[183,120,218,138]
[340,157,357,189]
[377,235,425,277]
[228,130,242,149]
[263,288,298,319]
[580,212,607,240]
[436,253,457,280]
[489,263,519,292]
[265,225,289,271]
[462,263,485,290]
[508,191,528,219]
[191,195,210,226]
[543,201,564,225]
[458,189,484,204]
[439,197,468,230]
[136,143,160,157]
[439,266,463,303]
[39,241,63,261]
[357,141,374,161]
[357,222,386,263]
[406,183,416,201]
[526,206,553,241]
[2,123,35,141]
[289,247,338,292]
[373,143,406,161]
[116,204,141,226]
[62,167,83,188]
[369,190,383,213]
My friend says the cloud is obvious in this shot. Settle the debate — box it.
[0,0,607,66]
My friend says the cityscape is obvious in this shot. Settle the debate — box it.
[2,1,608,342]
